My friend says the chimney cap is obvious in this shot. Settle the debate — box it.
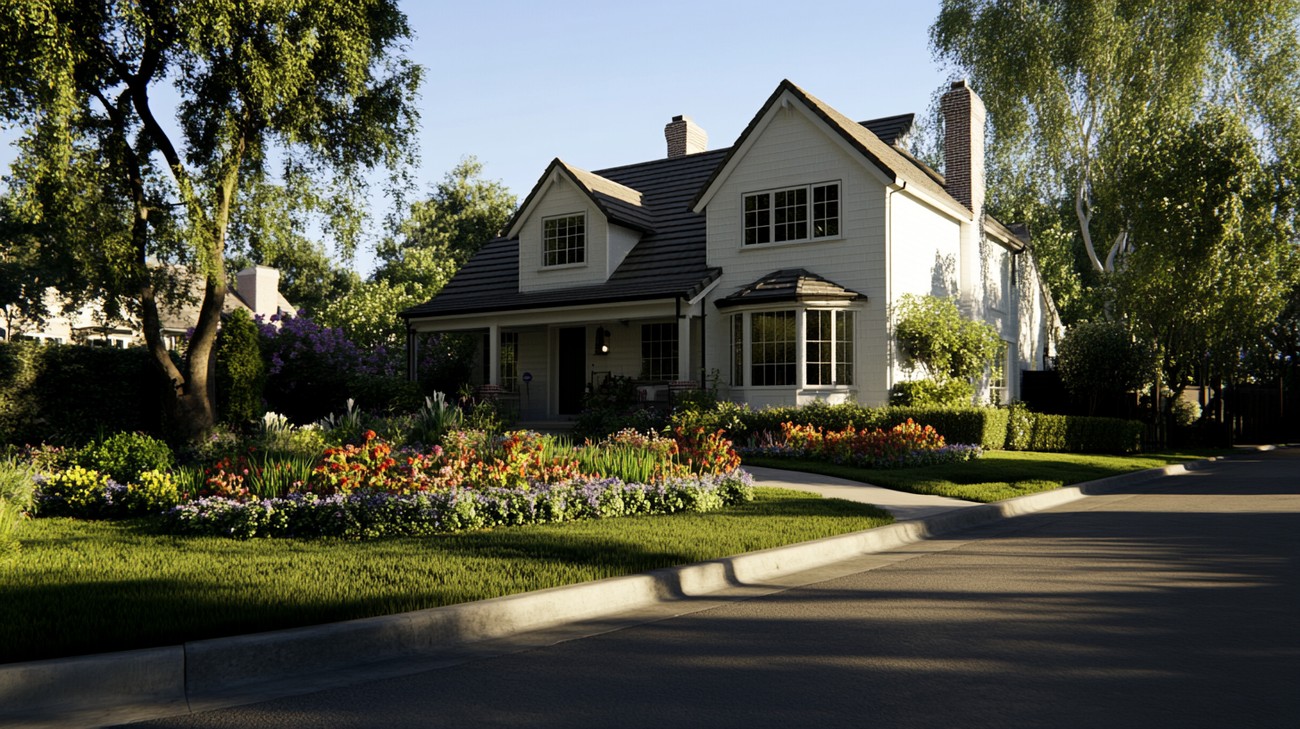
[949,79,971,90]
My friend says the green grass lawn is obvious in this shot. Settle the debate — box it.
[742,449,1231,502]
[0,487,890,665]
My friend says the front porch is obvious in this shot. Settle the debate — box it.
[406,299,711,421]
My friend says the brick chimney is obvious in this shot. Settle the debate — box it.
[940,80,986,217]
[664,115,707,158]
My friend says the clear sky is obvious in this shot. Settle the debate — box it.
[1,0,956,274]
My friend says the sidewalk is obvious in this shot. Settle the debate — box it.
[745,465,979,520]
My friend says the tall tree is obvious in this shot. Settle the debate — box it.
[0,1,420,442]
[931,0,1300,281]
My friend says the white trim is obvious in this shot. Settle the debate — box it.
[739,180,843,248]
[686,278,721,307]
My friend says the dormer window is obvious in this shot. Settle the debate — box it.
[743,182,840,245]
[543,213,586,267]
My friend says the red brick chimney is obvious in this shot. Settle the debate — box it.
[664,115,708,158]
[941,80,986,218]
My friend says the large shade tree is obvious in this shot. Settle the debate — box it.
[0,1,420,442]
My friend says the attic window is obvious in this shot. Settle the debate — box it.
[543,213,586,267]
[743,182,840,245]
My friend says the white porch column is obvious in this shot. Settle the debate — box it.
[677,314,691,382]
[488,324,500,386]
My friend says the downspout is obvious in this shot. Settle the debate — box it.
[884,180,906,395]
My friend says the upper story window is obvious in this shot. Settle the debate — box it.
[743,182,840,246]
[543,213,586,267]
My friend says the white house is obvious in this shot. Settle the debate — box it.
[401,80,1061,420]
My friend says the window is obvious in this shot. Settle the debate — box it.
[743,182,839,245]
[991,340,1011,403]
[640,323,678,380]
[543,213,585,267]
[751,311,797,386]
[500,332,519,392]
[806,310,854,386]
[732,309,855,388]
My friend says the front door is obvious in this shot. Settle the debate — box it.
[557,327,586,415]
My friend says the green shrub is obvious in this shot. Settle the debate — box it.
[889,378,974,406]
[881,406,1009,449]
[1005,402,1034,451]
[216,309,266,425]
[1003,410,1144,453]
[79,432,175,485]
[123,470,180,513]
[0,457,35,558]
[0,341,165,446]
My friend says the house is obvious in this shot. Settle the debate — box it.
[0,265,294,349]
[400,80,1061,420]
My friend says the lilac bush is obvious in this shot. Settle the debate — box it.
[160,471,756,539]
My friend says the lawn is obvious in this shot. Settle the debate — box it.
[742,449,1231,502]
[1,486,891,664]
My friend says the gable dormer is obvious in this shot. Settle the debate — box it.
[507,159,651,293]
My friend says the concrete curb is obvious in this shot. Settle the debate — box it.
[0,448,1272,727]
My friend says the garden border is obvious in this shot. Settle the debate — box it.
[0,447,1277,728]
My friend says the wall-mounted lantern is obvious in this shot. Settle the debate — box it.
[594,326,611,355]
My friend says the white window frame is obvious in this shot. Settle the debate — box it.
[730,306,856,389]
[741,181,841,247]
[542,212,586,268]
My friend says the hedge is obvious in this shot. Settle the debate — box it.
[731,402,1007,449]
[0,342,164,446]
[880,406,1009,450]
[1006,408,1143,454]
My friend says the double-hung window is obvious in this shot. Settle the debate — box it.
[500,332,519,392]
[543,213,585,267]
[640,323,678,380]
[743,182,839,245]
[732,309,854,388]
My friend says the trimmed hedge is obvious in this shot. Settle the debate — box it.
[0,342,164,446]
[881,406,1009,450]
[730,402,1007,449]
[1005,408,1143,454]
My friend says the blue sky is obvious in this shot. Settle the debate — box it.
[2,0,955,273]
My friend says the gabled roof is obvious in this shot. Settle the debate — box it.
[505,158,655,238]
[402,149,729,320]
[714,269,866,310]
[691,80,967,216]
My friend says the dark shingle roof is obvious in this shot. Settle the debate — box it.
[859,113,914,147]
[401,149,729,319]
[714,269,865,309]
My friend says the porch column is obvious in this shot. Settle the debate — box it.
[487,323,500,386]
[677,314,691,382]
[405,327,418,383]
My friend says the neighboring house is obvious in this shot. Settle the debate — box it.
[0,265,293,349]
[401,80,1062,420]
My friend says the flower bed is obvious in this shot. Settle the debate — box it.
[161,472,755,539]
[738,419,982,469]
[24,424,753,540]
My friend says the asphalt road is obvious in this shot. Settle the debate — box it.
[126,449,1300,729]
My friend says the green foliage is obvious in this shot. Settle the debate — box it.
[572,376,666,441]
[1004,405,1143,454]
[78,432,175,485]
[0,341,165,446]
[216,309,266,425]
[894,294,1001,393]
[0,0,422,443]
[412,392,463,446]
[33,466,110,518]
[889,378,974,407]
[123,470,180,514]
[0,457,35,558]
[1055,320,1157,413]
[881,406,1009,450]
[316,278,427,351]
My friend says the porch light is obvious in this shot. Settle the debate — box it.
[595,326,610,355]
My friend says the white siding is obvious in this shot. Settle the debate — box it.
[607,224,640,279]
[700,104,889,407]
[517,177,610,293]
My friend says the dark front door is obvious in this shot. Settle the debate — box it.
[557,327,586,415]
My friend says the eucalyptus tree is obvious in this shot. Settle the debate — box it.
[0,1,420,441]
